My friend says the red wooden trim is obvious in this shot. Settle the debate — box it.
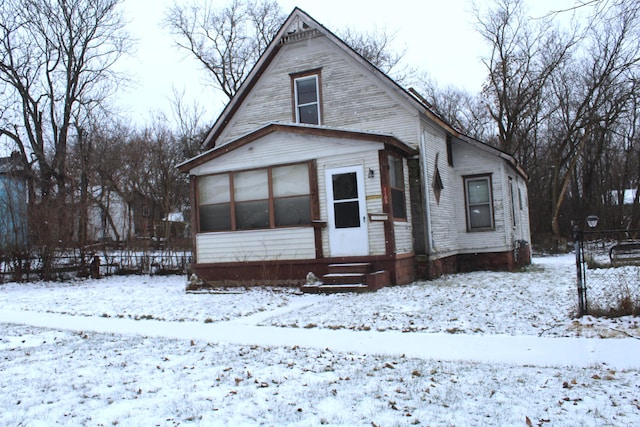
[379,150,395,256]
[190,176,198,261]
[309,160,323,258]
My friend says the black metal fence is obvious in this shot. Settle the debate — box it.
[575,227,640,317]
[0,248,192,282]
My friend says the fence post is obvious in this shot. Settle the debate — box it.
[573,223,587,316]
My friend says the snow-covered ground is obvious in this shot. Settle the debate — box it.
[0,254,639,426]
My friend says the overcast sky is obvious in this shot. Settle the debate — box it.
[117,0,574,126]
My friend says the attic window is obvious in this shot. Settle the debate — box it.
[292,71,321,125]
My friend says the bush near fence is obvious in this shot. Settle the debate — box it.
[0,245,192,282]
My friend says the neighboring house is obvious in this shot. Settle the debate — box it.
[86,187,134,243]
[178,8,531,290]
[0,153,28,253]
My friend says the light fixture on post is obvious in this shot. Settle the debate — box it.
[586,215,599,229]
[368,168,374,178]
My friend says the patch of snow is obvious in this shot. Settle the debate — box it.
[0,254,639,426]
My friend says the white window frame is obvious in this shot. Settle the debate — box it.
[294,75,320,125]
[464,175,495,231]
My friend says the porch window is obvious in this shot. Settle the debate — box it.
[464,175,494,231]
[293,73,320,125]
[198,174,231,231]
[272,164,311,226]
[197,162,311,232]
[234,169,270,229]
[389,155,407,219]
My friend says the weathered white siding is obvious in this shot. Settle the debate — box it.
[453,141,511,254]
[197,227,315,263]
[218,34,419,148]
[503,172,532,246]
[419,122,460,258]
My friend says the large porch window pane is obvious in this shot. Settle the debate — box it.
[275,196,311,226]
[198,175,231,232]
[236,200,269,229]
[234,170,268,201]
[199,204,231,231]
[198,175,230,204]
[273,164,309,196]
[273,164,311,226]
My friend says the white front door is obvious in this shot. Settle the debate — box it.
[325,166,369,257]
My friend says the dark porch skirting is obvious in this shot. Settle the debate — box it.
[188,253,415,290]
[416,242,532,280]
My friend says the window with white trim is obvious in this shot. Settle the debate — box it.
[293,74,320,125]
[464,175,494,230]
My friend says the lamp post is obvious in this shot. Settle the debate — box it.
[573,220,586,316]
[575,215,598,317]
[586,215,599,229]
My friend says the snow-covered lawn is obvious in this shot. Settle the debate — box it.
[0,254,639,426]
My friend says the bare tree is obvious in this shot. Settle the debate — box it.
[127,122,189,245]
[413,73,495,142]
[338,27,413,84]
[475,0,574,164]
[165,0,411,99]
[546,1,640,235]
[0,0,130,277]
[164,0,286,100]
[169,88,209,160]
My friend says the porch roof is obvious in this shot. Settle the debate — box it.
[178,122,417,173]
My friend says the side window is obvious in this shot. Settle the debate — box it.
[389,155,407,220]
[509,177,516,227]
[464,175,494,231]
[293,73,320,125]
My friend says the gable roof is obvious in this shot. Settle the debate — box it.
[178,122,418,173]
[193,7,527,181]
[200,7,460,151]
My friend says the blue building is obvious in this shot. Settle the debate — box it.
[0,153,28,254]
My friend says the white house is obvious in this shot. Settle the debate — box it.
[178,8,531,291]
[86,187,133,244]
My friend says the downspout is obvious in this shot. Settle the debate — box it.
[420,133,434,253]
